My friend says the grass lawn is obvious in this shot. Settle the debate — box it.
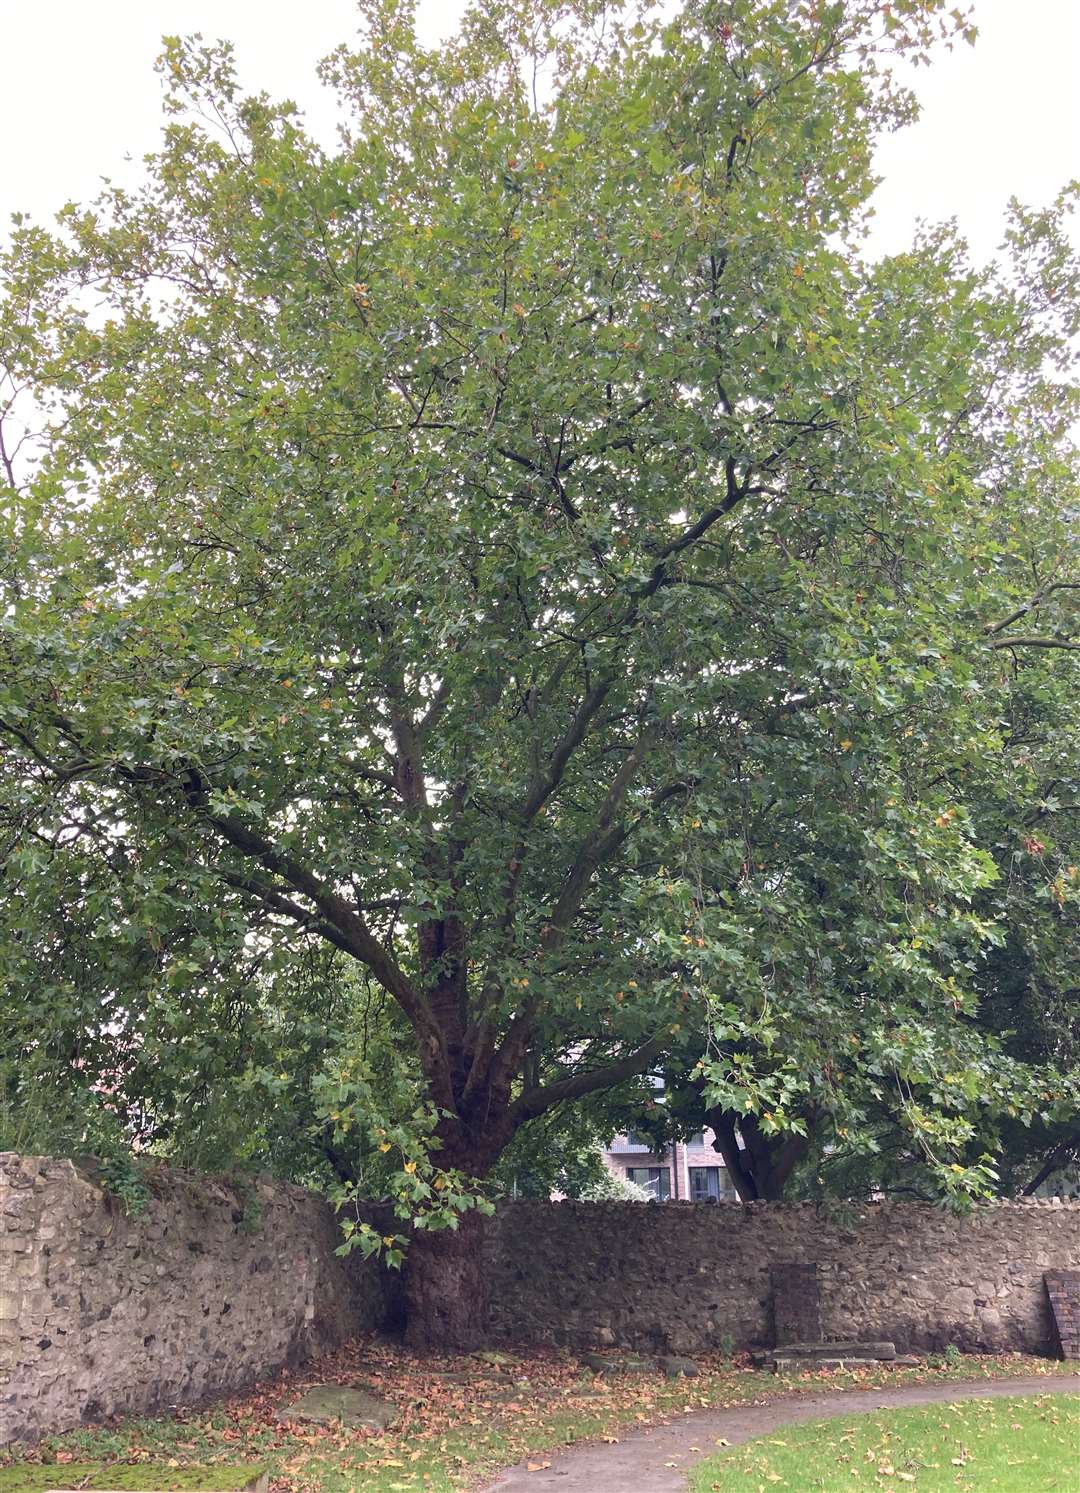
[3,1343,1077,1493]
[689,1392,1080,1492]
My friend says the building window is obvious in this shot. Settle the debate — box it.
[626,1166,671,1200]
[689,1166,732,1202]
[687,1131,706,1148]
[610,1131,653,1152]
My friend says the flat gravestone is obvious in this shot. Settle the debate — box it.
[771,1262,821,1346]
[580,1352,654,1375]
[277,1382,399,1431]
[1045,1270,1080,1360]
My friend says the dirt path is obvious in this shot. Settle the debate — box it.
[485,1374,1078,1492]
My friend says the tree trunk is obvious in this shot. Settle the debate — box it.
[707,1108,809,1201]
[1022,1133,1078,1195]
[402,1207,490,1352]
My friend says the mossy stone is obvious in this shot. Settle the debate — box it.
[469,1350,521,1367]
[277,1383,399,1432]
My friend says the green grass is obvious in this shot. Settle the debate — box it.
[689,1392,1080,1491]
[0,1466,265,1491]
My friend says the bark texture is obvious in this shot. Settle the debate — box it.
[708,1109,808,1201]
[402,1208,491,1351]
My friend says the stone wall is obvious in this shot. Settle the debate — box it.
[0,1154,390,1445]
[485,1198,1080,1358]
[5,1155,1079,1445]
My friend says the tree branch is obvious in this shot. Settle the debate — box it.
[509,1032,669,1126]
[1022,1134,1079,1196]
[518,672,617,823]
[215,869,359,953]
[205,808,427,1025]
[541,725,657,950]
[634,458,748,599]
[707,1108,759,1201]
[481,725,658,1100]
[984,582,1080,636]
[988,635,1080,652]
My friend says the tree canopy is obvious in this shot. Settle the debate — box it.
[1,0,1078,1342]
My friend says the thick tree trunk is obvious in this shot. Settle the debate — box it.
[397,1026,515,1352]
[1022,1133,1078,1196]
[402,1207,490,1352]
[708,1108,809,1201]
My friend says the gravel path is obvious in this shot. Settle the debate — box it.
[485,1374,1078,1492]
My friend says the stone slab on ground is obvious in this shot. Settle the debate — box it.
[753,1339,900,1372]
[276,1383,399,1431]
[485,1375,1079,1493]
[580,1352,654,1375]
[778,1340,896,1359]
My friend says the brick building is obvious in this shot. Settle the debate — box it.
[602,1129,739,1201]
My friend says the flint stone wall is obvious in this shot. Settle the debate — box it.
[5,1157,1079,1445]
[485,1198,1080,1358]
[0,1154,390,1445]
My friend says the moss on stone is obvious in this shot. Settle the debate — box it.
[0,1463,266,1491]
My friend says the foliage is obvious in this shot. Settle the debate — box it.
[492,1110,628,1197]
[0,0,1077,1291]
[648,608,1080,1204]
[577,1159,652,1201]
[95,1154,153,1218]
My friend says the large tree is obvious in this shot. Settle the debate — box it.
[1,0,1078,1345]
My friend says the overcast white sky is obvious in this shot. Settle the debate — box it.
[1,0,1077,263]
